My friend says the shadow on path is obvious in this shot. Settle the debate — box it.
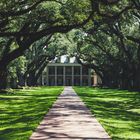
[30,87,111,140]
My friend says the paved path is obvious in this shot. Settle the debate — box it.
[30,87,111,140]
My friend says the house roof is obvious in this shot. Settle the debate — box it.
[50,55,78,64]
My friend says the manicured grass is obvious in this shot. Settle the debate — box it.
[0,86,63,140]
[74,87,140,140]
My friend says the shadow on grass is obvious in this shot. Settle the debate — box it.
[74,87,140,140]
[0,87,63,140]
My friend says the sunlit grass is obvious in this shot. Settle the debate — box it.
[0,86,63,140]
[74,87,140,140]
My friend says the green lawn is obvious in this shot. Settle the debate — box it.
[74,87,140,140]
[0,86,63,140]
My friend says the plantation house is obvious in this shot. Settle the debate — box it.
[41,55,101,86]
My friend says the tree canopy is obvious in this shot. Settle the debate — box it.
[0,0,140,90]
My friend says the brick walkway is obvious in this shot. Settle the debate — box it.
[30,87,111,140]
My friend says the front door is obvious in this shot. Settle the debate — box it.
[66,77,72,86]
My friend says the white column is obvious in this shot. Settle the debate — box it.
[94,73,98,86]
[88,68,91,86]
[55,66,57,86]
[63,66,66,86]
[72,66,74,86]
[80,66,82,86]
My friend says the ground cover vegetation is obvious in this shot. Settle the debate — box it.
[74,87,140,140]
[0,86,63,140]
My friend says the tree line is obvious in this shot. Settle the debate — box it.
[0,0,139,90]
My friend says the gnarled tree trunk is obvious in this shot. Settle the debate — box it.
[0,66,7,90]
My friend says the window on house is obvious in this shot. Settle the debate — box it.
[74,66,80,75]
[65,66,72,75]
[57,66,63,75]
[82,67,88,75]
[48,66,55,75]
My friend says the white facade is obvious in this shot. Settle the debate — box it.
[41,55,99,86]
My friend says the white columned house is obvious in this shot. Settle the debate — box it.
[41,55,101,86]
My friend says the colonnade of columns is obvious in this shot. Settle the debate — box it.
[46,66,92,86]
